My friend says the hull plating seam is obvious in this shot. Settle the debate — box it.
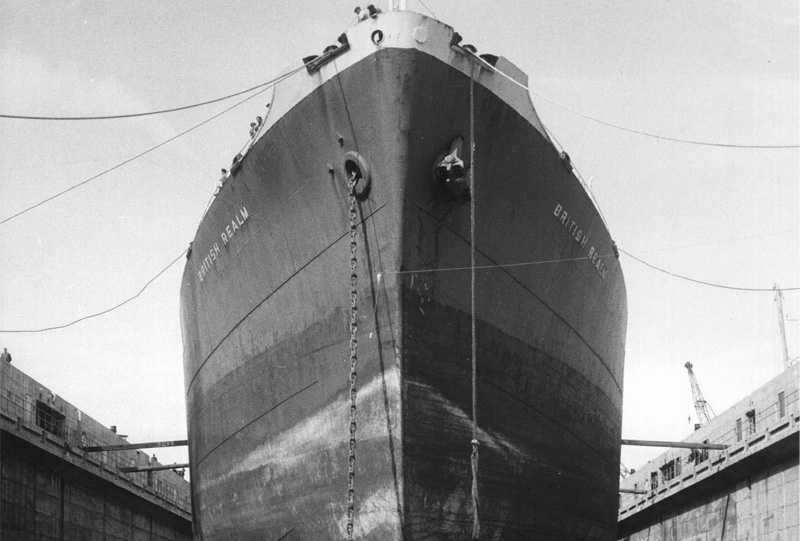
[194,379,319,467]
[186,203,387,394]
[487,380,614,466]
[413,203,622,394]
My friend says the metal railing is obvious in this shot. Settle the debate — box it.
[619,386,799,513]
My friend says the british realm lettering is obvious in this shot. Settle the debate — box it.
[553,202,607,280]
[197,206,250,283]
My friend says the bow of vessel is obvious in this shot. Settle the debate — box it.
[180,9,627,540]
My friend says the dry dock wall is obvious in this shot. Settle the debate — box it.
[618,364,799,541]
[1,361,192,540]
[619,457,797,541]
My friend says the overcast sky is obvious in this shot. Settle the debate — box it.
[1,0,797,475]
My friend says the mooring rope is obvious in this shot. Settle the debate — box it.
[346,172,359,541]
[469,65,481,541]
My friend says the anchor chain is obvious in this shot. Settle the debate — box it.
[346,171,359,541]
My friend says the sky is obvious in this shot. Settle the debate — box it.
[1,0,797,478]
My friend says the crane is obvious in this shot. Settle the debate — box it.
[620,462,635,478]
[685,362,715,427]
[774,284,796,370]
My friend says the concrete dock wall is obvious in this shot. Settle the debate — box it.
[618,364,799,541]
[620,457,797,541]
[2,445,191,540]
[1,361,192,540]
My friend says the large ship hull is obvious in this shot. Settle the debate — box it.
[180,11,627,540]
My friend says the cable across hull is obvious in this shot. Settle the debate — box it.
[180,11,627,540]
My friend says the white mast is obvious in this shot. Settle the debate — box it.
[774,284,792,369]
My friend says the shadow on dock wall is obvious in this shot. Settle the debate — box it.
[618,451,798,541]
[0,359,193,539]
[2,429,193,540]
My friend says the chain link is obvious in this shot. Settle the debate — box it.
[346,171,359,541]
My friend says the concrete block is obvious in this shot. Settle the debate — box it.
[786,504,799,528]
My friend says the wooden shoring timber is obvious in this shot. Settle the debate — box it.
[119,463,190,473]
[81,439,188,452]
[621,439,727,450]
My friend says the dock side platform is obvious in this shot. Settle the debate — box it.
[618,363,799,540]
[0,360,192,540]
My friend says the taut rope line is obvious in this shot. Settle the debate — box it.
[469,64,481,541]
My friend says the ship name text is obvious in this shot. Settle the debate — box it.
[197,206,250,283]
[553,203,607,280]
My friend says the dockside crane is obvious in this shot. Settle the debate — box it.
[619,462,636,478]
[685,362,715,427]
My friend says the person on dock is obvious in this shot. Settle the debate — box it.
[1,348,11,363]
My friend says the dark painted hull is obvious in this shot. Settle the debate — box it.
[181,13,626,540]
